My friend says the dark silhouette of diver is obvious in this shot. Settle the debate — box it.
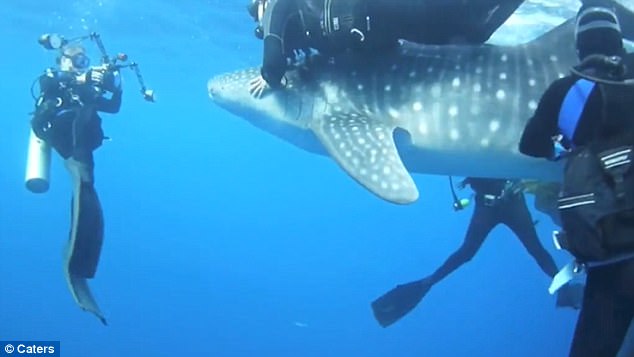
[371,177,583,327]
[247,0,525,95]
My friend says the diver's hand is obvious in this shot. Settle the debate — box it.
[249,75,269,99]
[289,49,307,68]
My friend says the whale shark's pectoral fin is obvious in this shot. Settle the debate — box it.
[310,113,419,204]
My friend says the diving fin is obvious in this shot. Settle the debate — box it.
[371,278,432,327]
[64,158,107,325]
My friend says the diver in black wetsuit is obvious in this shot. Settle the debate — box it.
[246,0,525,96]
[30,42,122,324]
[371,177,583,328]
[519,4,634,356]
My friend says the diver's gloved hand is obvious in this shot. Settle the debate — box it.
[249,75,270,99]
[88,67,105,85]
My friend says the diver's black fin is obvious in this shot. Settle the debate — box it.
[371,279,432,327]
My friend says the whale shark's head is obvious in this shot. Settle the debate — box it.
[208,67,330,154]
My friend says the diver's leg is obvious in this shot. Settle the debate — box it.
[370,202,498,327]
[367,0,524,44]
[569,259,634,357]
[503,194,559,278]
[427,203,498,284]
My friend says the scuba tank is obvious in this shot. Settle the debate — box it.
[25,129,51,193]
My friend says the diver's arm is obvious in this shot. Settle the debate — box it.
[261,0,298,88]
[519,84,561,159]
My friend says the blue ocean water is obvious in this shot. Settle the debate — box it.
[1,1,585,356]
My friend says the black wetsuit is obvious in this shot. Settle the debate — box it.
[32,69,122,164]
[520,54,634,357]
[427,177,558,285]
[259,0,524,88]
[31,68,121,279]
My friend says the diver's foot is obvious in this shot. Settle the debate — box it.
[371,278,434,327]
[556,283,584,310]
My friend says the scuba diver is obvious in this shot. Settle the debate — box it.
[27,33,153,324]
[519,4,634,356]
[30,41,120,325]
[246,0,525,97]
[371,177,584,328]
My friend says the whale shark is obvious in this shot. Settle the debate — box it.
[208,19,579,204]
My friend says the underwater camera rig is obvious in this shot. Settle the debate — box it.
[38,32,155,102]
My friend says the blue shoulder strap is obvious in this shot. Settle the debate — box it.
[558,78,596,143]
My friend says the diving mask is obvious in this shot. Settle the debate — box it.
[65,53,90,70]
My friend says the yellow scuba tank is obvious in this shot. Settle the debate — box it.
[25,129,51,193]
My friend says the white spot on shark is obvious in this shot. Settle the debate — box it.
[409,71,417,78]
[527,59,534,66]
[449,106,458,117]
[499,72,507,80]
[550,55,558,62]
[412,102,423,112]
[501,54,508,62]
[383,166,391,175]
[480,138,490,147]
[450,128,460,140]
[489,120,500,132]
[496,90,506,100]
[528,78,536,87]
[470,105,481,115]
[357,84,364,91]
[528,100,538,110]
[452,77,461,88]
[388,108,400,118]
[475,67,483,74]
[418,122,428,135]
[473,83,482,93]
[384,85,392,92]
